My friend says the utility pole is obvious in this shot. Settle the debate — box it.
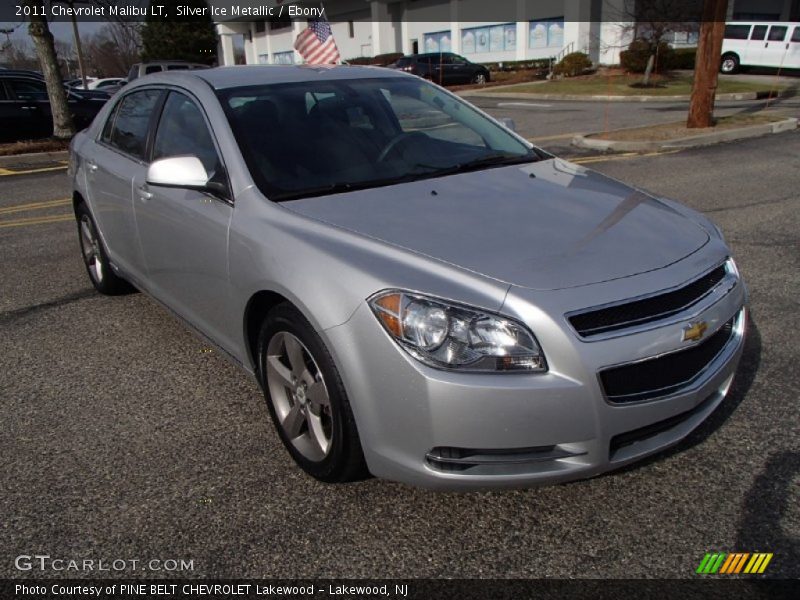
[67,1,89,89]
[687,0,729,128]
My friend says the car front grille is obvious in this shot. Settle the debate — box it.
[599,315,735,404]
[569,265,727,337]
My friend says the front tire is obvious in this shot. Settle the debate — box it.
[257,303,369,483]
[472,72,487,85]
[720,54,740,74]
[75,202,135,295]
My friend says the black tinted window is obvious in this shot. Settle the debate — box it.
[768,26,787,41]
[8,78,48,101]
[108,89,161,159]
[0,83,8,101]
[167,65,190,71]
[100,103,119,143]
[793,27,800,43]
[145,65,162,74]
[153,92,219,173]
[751,25,768,40]
[724,25,750,40]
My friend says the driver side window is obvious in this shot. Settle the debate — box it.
[153,92,220,174]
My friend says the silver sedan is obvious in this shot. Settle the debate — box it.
[69,66,746,490]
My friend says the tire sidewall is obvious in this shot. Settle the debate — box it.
[257,305,356,482]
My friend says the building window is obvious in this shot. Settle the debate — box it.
[423,30,451,53]
[348,21,355,38]
[269,14,292,31]
[258,53,269,64]
[461,23,516,54]
[273,51,295,65]
[528,19,564,49]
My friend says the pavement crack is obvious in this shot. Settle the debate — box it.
[0,289,97,325]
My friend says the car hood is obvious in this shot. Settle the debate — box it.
[284,159,710,290]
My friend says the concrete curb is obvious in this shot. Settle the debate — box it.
[458,89,788,103]
[572,117,798,152]
[0,150,69,168]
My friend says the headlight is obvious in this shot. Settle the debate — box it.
[369,291,546,373]
[725,257,739,278]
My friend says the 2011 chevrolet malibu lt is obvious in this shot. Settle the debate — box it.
[69,66,746,490]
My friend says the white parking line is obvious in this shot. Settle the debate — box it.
[497,102,553,108]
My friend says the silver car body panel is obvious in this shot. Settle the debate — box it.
[70,66,747,490]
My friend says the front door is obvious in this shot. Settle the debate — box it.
[134,90,234,350]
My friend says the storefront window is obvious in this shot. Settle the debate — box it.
[273,51,295,65]
[461,23,516,54]
[529,19,564,49]
[423,31,452,53]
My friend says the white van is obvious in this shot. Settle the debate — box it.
[720,22,800,73]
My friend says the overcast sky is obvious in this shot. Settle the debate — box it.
[1,20,105,45]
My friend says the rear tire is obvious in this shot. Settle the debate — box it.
[257,303,370,483]
[720,54,740,74]
[75,202,135,295]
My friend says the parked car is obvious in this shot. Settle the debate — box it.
[389,53,491,85]
[69,66,746,490]
[721,21,800,73]
[0,73,108,141]
[126,61,210,82]
[88,77,126,90]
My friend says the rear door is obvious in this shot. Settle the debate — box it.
[0,80,40,141]
[134,90,234,349]
[789,26,800,69]
[744,24,769,66]
[83,88,163,281]
[3,78,52,139]
[761,24,790,68]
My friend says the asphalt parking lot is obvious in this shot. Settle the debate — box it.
[1,105,798,579]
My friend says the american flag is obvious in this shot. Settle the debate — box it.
[294,19,341,65]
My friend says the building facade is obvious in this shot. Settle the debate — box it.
[215,0,799,67]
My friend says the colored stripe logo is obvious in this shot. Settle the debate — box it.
[696,552,773,574]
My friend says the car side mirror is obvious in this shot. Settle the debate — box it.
[498,117,516,133]
[147,156,210,190]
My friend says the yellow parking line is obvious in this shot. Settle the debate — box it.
[0,213,73,228]
[572,149,681,164]
[0,163,68,177]
[0,198,71,215]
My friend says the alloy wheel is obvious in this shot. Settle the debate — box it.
[79,215,104,284]
[265,331,333,461]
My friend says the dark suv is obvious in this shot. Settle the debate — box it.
[0,73,109,141]
[389,53,490,86]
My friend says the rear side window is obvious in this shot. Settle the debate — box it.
[145,65,162,74]
[167,65,190,71]
[724,25,750,40]
[0,83,8,101]
[107,89,162,159]
[768,26,788,41]
[751,25,768,40]
[793,27,800,43]
[152,92,220,173]
[8,78,48,101]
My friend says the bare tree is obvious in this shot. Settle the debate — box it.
[84,22,141,77]
[1,37,41,70]
[25,0,75,138]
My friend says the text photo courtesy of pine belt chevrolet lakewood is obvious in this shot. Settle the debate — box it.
[69,65,746,491]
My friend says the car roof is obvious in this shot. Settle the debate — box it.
[191,65,407,90]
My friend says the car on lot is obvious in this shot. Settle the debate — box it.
[721,21,800,73]
[0,72,108,141]
[389,53,491,85]
[69,66,746,490]
[88,77,127,90]
[126,61,210,82]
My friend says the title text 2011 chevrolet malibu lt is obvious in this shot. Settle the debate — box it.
[69,66,746,490]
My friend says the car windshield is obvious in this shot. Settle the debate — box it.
[218,77,542,201]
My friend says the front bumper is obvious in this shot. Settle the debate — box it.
[323,274,747,491]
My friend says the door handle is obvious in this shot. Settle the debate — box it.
[765,42,769,48]
[137,186,153,201]
[21,106,37,110]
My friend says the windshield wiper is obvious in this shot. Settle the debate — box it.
[439,153,540,176]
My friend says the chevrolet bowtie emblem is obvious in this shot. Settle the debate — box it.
[683,321,709,342]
